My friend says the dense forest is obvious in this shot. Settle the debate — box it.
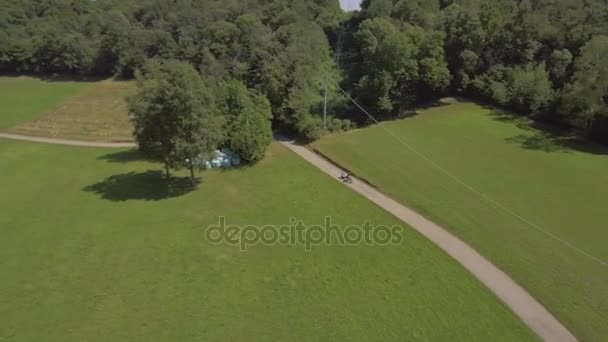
[2,0,608,144]
[0,0,346,141]
[344,0,608,144]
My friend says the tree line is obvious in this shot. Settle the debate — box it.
[0,0,347,143]
[342,0,608,144]
[2,0,608,148]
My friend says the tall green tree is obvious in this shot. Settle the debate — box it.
[223,80,273,163]
[128,60,223,183]
[548,49,573,88]
[440,3,485,91]
[353,18,449,118]
[507,63,554,115]
[355,18,418,117]
[559,35,608,134]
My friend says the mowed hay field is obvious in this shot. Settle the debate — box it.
[313,101,608,340]
[0,140,537,341]
[0,76,91,130]
[0,76,134,142]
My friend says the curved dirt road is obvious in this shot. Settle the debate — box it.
[280,138,576,342]
[0,133,136,148]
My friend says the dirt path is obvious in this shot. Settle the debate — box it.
[0,133,136,148]
[280,138,577,342]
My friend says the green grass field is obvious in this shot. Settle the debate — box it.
[0,76,91,130]
[0,77,134,141]
[9,79,135,141]
[0,140,535,341]
[313,101,608,341]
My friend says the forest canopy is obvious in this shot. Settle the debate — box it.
[2,0,608,144]
[0,0,345,141]
[342,0,608,143]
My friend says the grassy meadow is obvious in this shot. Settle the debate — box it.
[0,140,536,341]
[0,76,134,141]
[313,101,608,340]
[0,76,91,129]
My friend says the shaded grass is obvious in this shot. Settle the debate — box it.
[313,101,608,341]
[488,109,608,155]
[9,79,135,142]
[83,170,199,201]
[0,76,91,129]
[0,141,535,341]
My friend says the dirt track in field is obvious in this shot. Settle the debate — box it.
[280,138,577,342]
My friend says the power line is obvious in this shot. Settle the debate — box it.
[330,78,608,268]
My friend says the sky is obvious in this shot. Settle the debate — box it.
[339,0,362,11]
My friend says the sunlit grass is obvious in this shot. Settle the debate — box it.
[313,101,608,340]
[0,141,535,341]
[0,76,91,130]
[9,79,135,141]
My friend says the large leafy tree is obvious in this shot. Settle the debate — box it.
[507,63,554,115]
[440,3,485,91]
[223,80,273,163]
[353,17,449,119]
[559,35,608,133]
[263,20,334,141]
[355,18,418,117]
[128,60,223,182]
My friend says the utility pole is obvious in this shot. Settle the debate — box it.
[335,29,343,65]
[323,75,328,130]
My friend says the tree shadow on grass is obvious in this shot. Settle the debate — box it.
[97,149,146,163]
[393,98,454,120]
[487,107,528,124]
[508,132,608,155]
[488,109,608,156]
[84,170,199,201]
[1,72,104,83]
[505,133,572,153]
